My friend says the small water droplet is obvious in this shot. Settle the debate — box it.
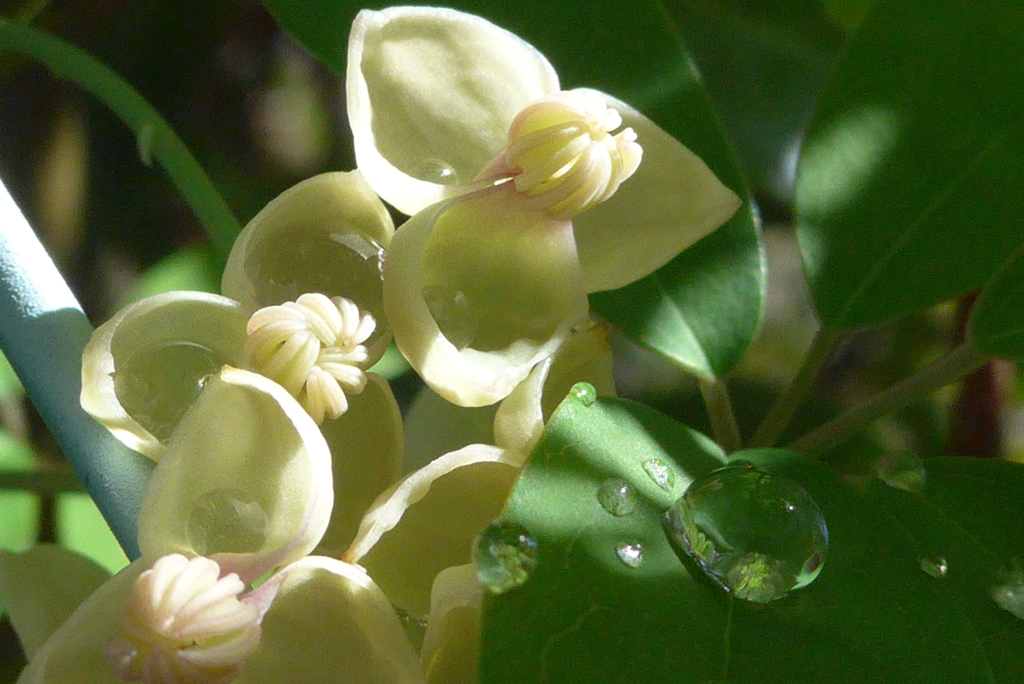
[572,382,597,406]
[597,477,637,516]
[920,555,948,579]
[616,543,644,568]
[642,458,676,491]
[664,465,829,603]
[473,521,539,594]
[991,569,1024,619]
[114,342,221,441]
[875,450,926,494]
[411,158,460,185]
[423,283,478,351]
[186,489,268,556]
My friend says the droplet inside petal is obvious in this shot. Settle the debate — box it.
[186,489,269,556]
[422,283,478,350]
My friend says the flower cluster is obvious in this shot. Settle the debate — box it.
[5,6,739,684]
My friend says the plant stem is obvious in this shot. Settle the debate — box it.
[0,175,152,558]
[0,18,241,257]
[749,327,842,448]
[789,343,989,456]
[699,377,742,453]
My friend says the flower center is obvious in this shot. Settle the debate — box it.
[244,293,376,424]
[103,555,261,684]
[502,90,642,220]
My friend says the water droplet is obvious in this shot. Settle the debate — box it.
[875,450,926,494]
[114,342,221,441]
[473,521,539,594]
[920,555,948,579]
[411,158,460,185]
[423,283,478,350]
[186,489,268,556]
[597,477,637,516]
[642,458,676,491]
[991,570,1024,619]
[616,543,644,568]
[664,465,829,603]
[572,382,597,406]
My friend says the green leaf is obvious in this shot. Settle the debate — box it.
[795,0,1024,330]
[969,249,1024,357]
[56,494,130,575]
[263,0,764,379]
[481,393,1024,683]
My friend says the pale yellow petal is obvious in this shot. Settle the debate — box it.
[421,564,481,684]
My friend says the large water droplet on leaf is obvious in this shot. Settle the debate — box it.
[473,521,539,594]
[423,283,478,350]
[642,458,676,492]
[664,465,828,603]
[597,477,637,517]
[186,488,268,556]
[616,543,644,569]
[114,342,220,441]
[572,382,597,406]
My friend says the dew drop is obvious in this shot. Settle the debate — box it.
[875,450,926,494]
[663,465,829,603]
[411,158,460,185]
[616,543,644,568]
[991,570,1024,619]
[597,477,637,517]
[571,382,597,406]
[114,342,220,441]
[642,458,676,491]
[423,283,478,351]
[186,489,268,556]
[473,521,539,594]
[920,555,948,579]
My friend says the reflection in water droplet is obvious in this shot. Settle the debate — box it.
[473,521,539,594]
[616,543,644,568]
[572,382,597,406]
[664,465,829,603]
[597,477,637,517]
[920,555,948,579]
[875,450,926,494]
[186,489,268,556]
[642,458,676,491]
[412,158,460,185]
[114,342,221,441]
[423,283,478,351]
[991,570,1024,620]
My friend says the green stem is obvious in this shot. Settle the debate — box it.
[0,18,241,257]
[789,343,989,456]
[699,377,742,454]
[748,327,842,448]
[0,175,152,558]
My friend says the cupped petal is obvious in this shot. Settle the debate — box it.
[81,292,249,459]
[241,556,424,684]
[0,546,111,661]
[420,564,481,684]
[347,6,559,215]
[137,367,333,584]
[384,185,589,407]
[221,171,395,365]
[344,444,518,616]
[493,322,616,460]
[403,386,497,474]
[16,558,149,684]
[570,89,743,293]
[315,374,404,556]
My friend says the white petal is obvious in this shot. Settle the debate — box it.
[420,564,481,684]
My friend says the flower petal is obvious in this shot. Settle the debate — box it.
[221,171,395,365]
[241,556,424,684]
[137,367,332,584]
[0,546,111,661]
[569,89,743,293]
[420,564,481,684]
[81,292,249,459]
[347,6,559,215]
[344,444,518,616]
[403,386,497,474]
[315,374,404,556]
[493,323,616,460]
[384,185,589,407]
[15,558,149,684]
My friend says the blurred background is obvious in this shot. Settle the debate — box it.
[0,0,1017,678]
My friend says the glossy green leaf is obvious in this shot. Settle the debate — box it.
[56,494,130,575]
[795,0,1024,330]
[481,393,1024,683]
[263,0,764,379]
[969,248,1024,357]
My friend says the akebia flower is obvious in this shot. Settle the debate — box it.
[347,6,742,406]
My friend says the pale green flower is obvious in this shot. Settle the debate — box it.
[347,6,742,406]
